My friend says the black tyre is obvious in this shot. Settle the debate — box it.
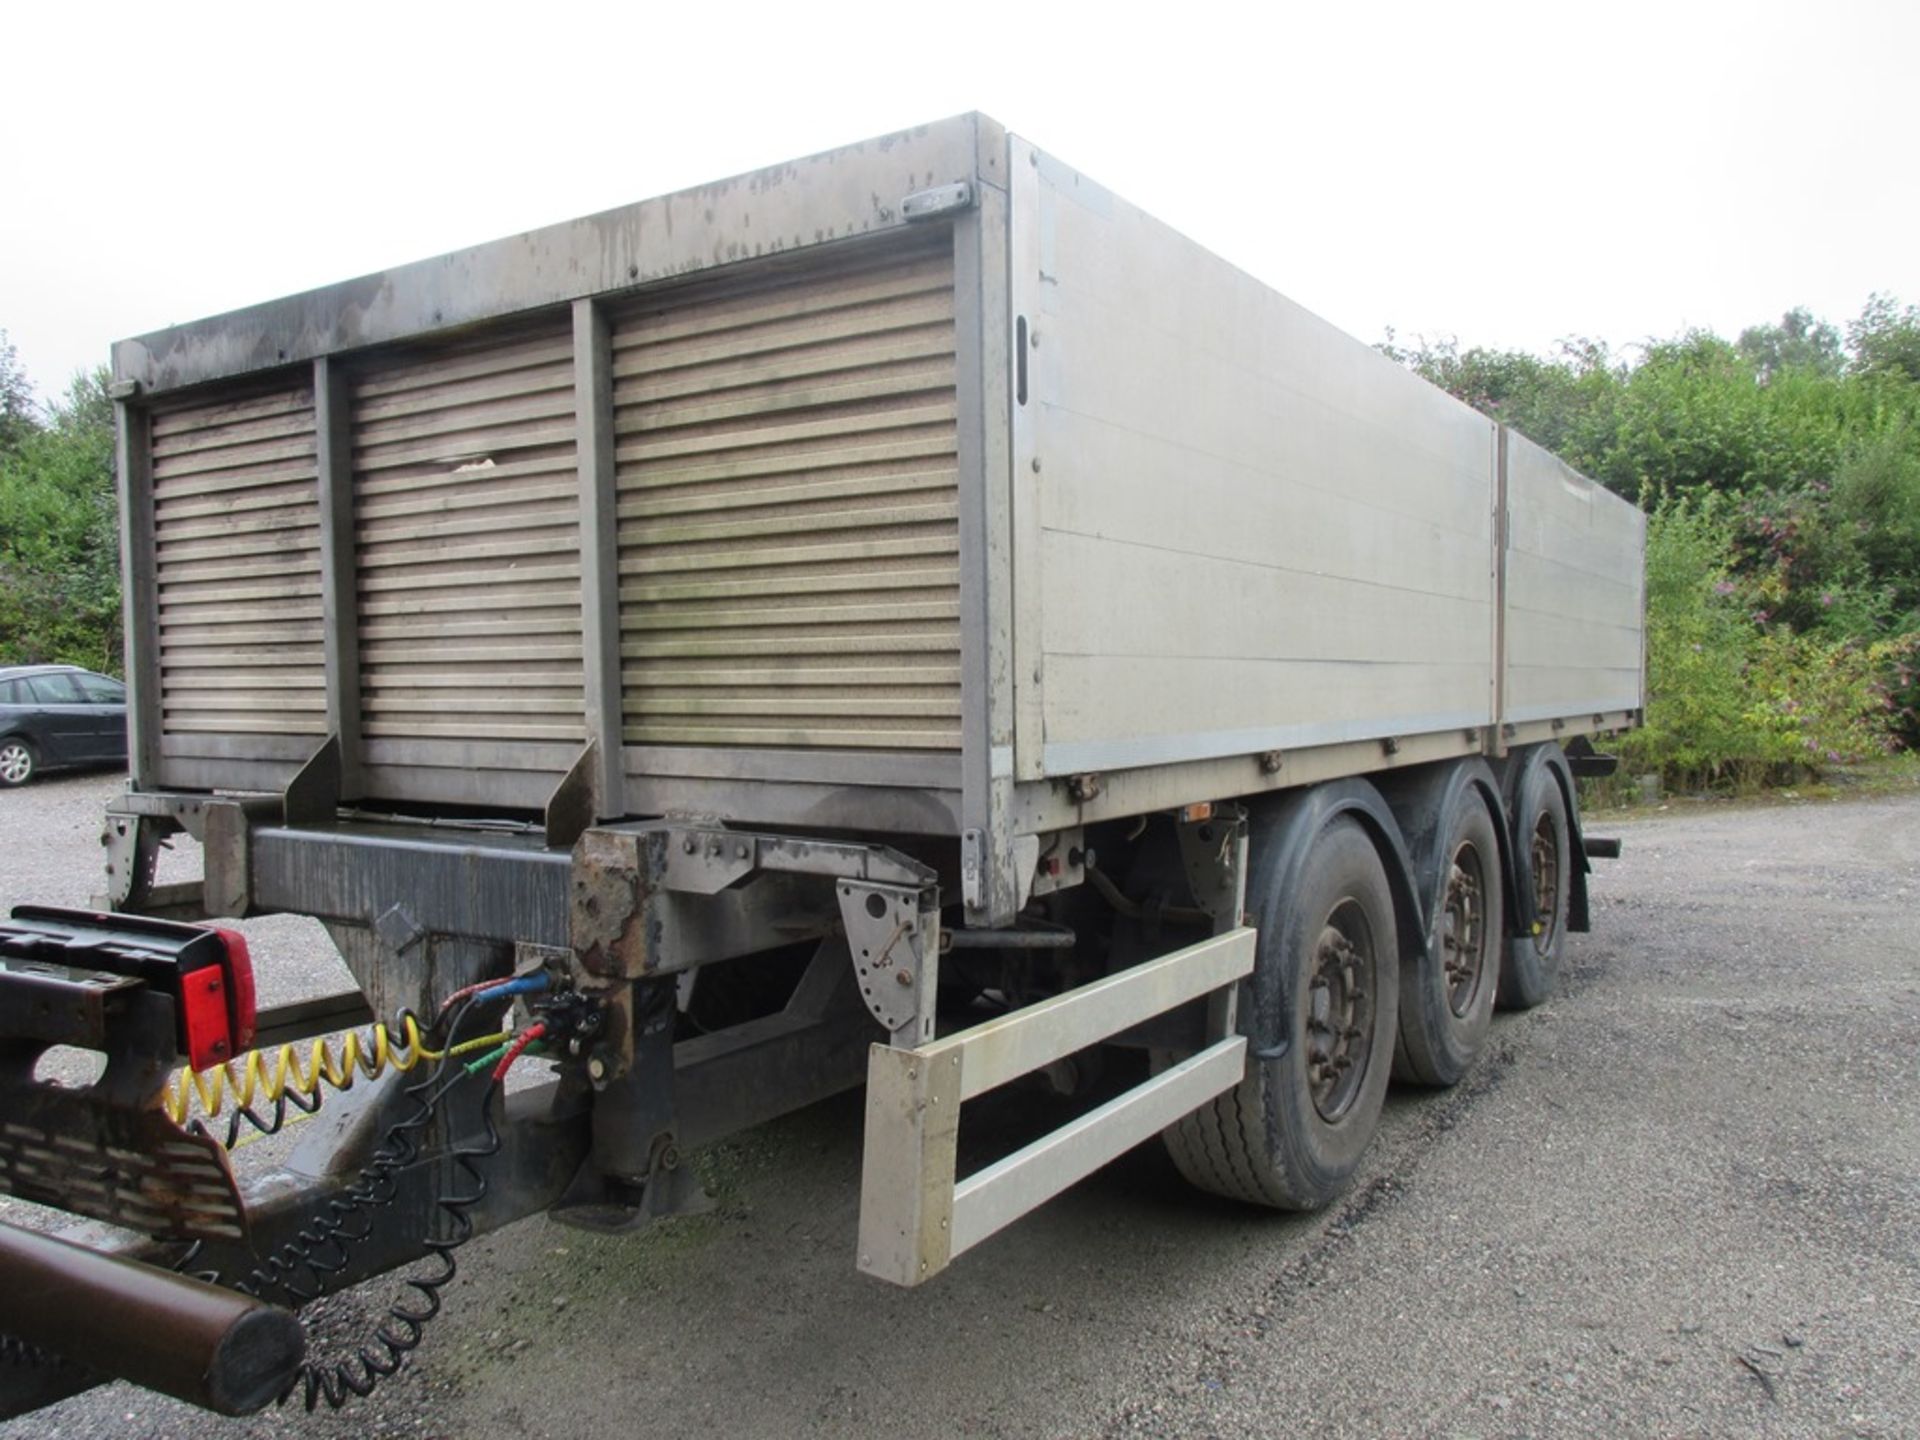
[0,738,35,788]
[1395,794,1503,1086]
[1164,816,1399,1209]
[1499,772,1570,1010]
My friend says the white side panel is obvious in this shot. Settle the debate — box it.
[1012,143,1498,778]
[1502,430,1646,723]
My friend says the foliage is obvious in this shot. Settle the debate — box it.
[0,331,39,455]
[1386,296,1920,790]
[1612,499,1906,791]
[1848,294,1920,385]
[1745,629,1907,773]
[1612,498,1759,786]
[0,363,121,673]
[1737,307,1844,383]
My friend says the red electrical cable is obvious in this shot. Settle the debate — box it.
[438,969,549,1019]
[436,978,499,1017]
[490,1023,548,1082]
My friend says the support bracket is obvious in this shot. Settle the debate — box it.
[836,881,941,1045]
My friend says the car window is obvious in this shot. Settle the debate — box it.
[74,673,126,705]
[27,673,84,704]
[0,679,19,704]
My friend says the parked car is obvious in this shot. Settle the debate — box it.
[0,665,129,786]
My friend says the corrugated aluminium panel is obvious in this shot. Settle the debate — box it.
[148,382,327,743]
[609,230,963,754]
[349,318,587,750]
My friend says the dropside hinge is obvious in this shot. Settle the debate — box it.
[902,181,974,221]
[960,828,986,910]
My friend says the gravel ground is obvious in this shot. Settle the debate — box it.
[2,770,1916,1439]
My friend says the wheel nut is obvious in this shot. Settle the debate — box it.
[894,967,913,986]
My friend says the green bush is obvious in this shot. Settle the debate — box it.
[1617,498,1907,790]
[1745,631,1903,771]
[1616,498,1762,787]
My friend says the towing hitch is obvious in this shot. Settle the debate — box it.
[0,906,257,1239]
[0,904,592,1420]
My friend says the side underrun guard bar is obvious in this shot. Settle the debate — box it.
[858,927,1256,1285]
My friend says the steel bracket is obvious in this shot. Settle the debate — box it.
[1175,806,1250,1040]
[544,742,600,850]
[1175,807,1249,930]
[960,828,986,909]
[283,735,342,826]
[836,880,940,1044]
[201,799,265,918]
[99,809,164,911]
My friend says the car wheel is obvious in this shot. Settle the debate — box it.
[0,738,35,787]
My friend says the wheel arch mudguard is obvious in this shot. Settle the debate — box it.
[1242,777,1428,1061]
[1373,757,1524,941]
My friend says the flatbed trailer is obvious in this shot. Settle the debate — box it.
[0,113,1643,1417]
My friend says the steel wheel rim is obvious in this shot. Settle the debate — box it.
[1305,898,1375,1122]
[0,744,27,784]
[1441,841,1487,1018]
[1530,813,1561,955]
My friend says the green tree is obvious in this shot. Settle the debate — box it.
[1848,294,1920,384]
[1737,307,1844,382]
[0,331,38,455]
[0,361,122,672]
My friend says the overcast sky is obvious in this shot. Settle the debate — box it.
[3,0,1914,405]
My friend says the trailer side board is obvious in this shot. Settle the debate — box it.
[1500,428,1646,725]
[1009,139,1501,782]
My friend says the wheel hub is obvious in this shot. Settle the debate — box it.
[1531,815,1561,954]
[1305,904,1374,1121]
[1440,848,1486,1018]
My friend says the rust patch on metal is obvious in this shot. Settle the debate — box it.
[570,829,660,979]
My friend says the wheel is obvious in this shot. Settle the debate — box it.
[1394,795,1503,1086]
[1499,773,1570,1010]
[1164,815,1399,1209]
[0,738,34,788]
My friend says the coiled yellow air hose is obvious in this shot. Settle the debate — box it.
[163,1016,511,1131]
